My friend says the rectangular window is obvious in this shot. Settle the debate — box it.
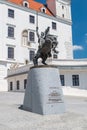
[60,75,65,86]
[52,22,57,30]
[29,15,35,23]
[8,27,14,38]
[24,79,27,89]
[8,9,14,18]
[62,14,64,18]
[53,54,57,59]
[10,82,13,90]
[8,47,14,59]
[16,80,20,90]
[30,50,35,61]
[29,31,35,42]
[62,6,64,9]
[72,75,79,86]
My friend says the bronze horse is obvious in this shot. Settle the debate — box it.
[33,34,58,65]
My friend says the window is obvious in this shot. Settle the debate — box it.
[29,15,35,24]
[16,80,20,90]
[72,75,79,86]
[62,14,64,18]
[8,26,14,38]
[60,75,65,86]
[24,79,27,89]
[8,9,14,18]
[62,6,64,9]
[53,54,57,59]
[8,47,14,59]
[52,22,57,30]
[25,3,28,7]
[41,7,46,13]
[22,30,28,46]
[23,1,29,7]
[30,50,35,61]
[42,8,45,13]
[10,82,13,90]
[29,31,35,42]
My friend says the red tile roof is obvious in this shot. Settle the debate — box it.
[7,0,53,16]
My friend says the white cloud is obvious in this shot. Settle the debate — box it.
[85,33,87,43]
[73,45,83,51]
[85,33,87,36]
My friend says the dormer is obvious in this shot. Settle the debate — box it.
[40,7,46,13]
[23,0,29,8]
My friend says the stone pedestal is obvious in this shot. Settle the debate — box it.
[23,65,65,115]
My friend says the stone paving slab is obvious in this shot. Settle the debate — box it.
[0,92,87,130]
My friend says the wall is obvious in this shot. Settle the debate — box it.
[0,0,73,91]
[0,62,8,91]
[8,74,27,91]
[7,61,87,92]
[0,0,73,64]
[60,69,87,90]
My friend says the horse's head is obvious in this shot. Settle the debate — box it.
[50,36,58,49]
[45,35,58,49]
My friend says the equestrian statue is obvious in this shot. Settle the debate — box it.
[33,27,58,65]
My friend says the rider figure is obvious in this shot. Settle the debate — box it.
[36,26,50,49]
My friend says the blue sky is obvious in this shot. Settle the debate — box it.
[71,0,87,59]
[35,0,87,59]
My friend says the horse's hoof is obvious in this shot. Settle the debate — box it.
[42,61,47,65]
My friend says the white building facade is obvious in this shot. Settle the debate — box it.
[0,0,73,91]
[1,0,87,92]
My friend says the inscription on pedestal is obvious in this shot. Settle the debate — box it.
[47,87,63,104]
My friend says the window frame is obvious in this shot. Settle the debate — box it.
[10,81,13,91]
[29,15,35,24]
[29,31,35,42]
[53,54,58,59]
[72,75,79,86]
[22,30,28,46]
[8,9,14,18]
[62,14,64,18]
[52,22,57,30]
[60,75,65,86]
[24,79,27,89]
[23,1,29,7]
[30,50,35,61]
[41,7,46,13]
[8,26,14,38]
[62,5,64,9]
[16,80,20,90]
[8,47,14,59]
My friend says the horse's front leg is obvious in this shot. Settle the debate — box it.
[33,56,38,66]
[33,52,41,66]
[42,55,48,65]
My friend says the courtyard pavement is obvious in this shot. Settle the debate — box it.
[0,92,87,130]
